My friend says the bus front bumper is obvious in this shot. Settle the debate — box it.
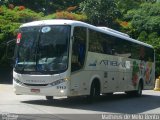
[13,80,70,97]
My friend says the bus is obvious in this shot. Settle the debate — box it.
[13,19,155,100]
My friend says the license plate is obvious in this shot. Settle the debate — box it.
[31,89,40,93]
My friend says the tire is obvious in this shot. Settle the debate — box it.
[46,96,54,101]
[105,92,113,96]
[125,91,135,96]
[134,82,143,97]
[86,80,100,103]
[125,82,143,97]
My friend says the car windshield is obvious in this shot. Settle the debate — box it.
[14,25,70,74]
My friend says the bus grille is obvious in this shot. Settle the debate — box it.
[23,83,48,86]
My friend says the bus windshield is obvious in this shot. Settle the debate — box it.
[14,25,70,74]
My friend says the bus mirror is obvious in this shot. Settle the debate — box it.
[6,39,16,60]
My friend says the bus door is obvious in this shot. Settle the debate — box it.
[70,26,88,96]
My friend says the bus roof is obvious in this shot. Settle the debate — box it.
[20,19,153,49]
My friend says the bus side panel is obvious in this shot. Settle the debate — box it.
[126,60,155,91]
[70,71,92,96]
[85,52,119,94]
[143,61,155,90]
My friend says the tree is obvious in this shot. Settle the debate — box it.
[124,2,160,34]
[123,2,160,76]
[116,0,141,14]
[2,0,83,14]
[80,0,121,28]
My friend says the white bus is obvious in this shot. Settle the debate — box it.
[13,19,155,100]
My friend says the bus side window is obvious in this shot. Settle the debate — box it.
[71,27,87,72]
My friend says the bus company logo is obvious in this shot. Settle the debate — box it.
[25,79,45,83]
[89,60,97,67]
[100,60,127,68]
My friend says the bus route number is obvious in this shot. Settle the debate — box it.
[57,86,66,89]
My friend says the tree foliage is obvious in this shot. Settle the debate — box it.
[80,0,121,28]
[116,0,141,14]
[44,6,87,21]
[123,2,160,76]
[0,0,83,14]
[124,3,160,34]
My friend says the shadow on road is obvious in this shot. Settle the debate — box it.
[21,93,160,114]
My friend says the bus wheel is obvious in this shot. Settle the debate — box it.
[87,80,100,103]
[46,96,54,101]
[126,82,143,97]
[105,92,113,96]
[134,82,143,97]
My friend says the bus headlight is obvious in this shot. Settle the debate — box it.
[49,77,70,86]
[64,77,70,81]
[49,79,65,86]
[60,90,64,93]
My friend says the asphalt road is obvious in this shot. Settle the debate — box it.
[0,84,160,120]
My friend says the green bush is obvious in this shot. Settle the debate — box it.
[44,11,87,21]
